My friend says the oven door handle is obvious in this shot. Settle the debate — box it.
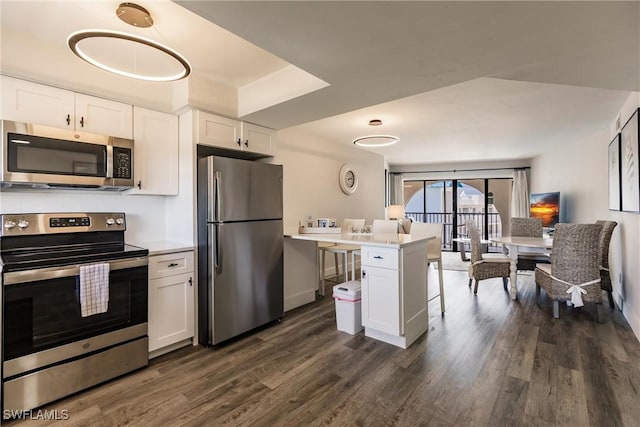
[2,257,148,286]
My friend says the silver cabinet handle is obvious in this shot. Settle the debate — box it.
[373,255,384,259]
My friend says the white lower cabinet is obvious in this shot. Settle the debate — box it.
[360,243,427,349]
[148,251,195,355]
[361,266,400,335]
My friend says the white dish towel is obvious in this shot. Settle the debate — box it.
[78,263,110,317]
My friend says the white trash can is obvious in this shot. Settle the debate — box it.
[332,281,363,334]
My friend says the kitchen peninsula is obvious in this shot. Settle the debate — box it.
[287,230,432,349]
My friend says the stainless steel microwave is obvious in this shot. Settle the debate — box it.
[0,120,134,191]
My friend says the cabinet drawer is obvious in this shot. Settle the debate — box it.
[149,251,194,279]
[360,246,399,270]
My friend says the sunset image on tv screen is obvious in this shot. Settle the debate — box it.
[530,192,560,227]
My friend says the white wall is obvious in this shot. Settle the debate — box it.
[273,128,385,229]
[0,191,167,244]
[530,92,640,340]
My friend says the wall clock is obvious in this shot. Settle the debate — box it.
[339,164,358,195]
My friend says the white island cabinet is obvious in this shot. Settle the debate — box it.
[288,232,430,349]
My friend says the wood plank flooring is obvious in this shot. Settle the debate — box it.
[7,268,640,426]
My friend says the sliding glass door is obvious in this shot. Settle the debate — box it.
[404,178,511,252]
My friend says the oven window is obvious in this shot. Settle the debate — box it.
[7,132,106,177]
[3,266,147,360]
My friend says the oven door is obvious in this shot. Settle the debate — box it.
[2,257,147,376]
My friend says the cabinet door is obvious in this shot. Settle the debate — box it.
[1,75,74,129]
[197,111,241,150]
[148,272,195,352]
[361,266,400,335]
[240,122,276,156]
[130,107,178,195]
[75,93,133,139]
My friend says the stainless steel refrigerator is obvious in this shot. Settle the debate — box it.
[197,155,283,345]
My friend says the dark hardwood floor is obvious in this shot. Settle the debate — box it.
[7,268,640,426]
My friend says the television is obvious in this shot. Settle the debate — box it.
[530,192,560,228]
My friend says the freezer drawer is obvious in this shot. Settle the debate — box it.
[207,220,283,344]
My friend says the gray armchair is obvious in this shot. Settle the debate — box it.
[595,220,617,308]
[466,221,510,294]
[535,223,604,321]
[510,217,550,271]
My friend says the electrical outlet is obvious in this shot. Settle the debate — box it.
[619,272,623,285]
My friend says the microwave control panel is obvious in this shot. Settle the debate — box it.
[112,147,132,179]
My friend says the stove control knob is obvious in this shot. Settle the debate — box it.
[115,218,124,225]
[4,220,16,230]
[106,218,116,226]
[18,220,30,229]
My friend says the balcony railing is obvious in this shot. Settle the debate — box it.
[405,211,503,252]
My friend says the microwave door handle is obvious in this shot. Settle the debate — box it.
[106,143,114,179]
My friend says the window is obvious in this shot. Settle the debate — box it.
[404,178,511,252]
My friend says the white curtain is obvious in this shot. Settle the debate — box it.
[511,169,529,217]
[389,173,404,205]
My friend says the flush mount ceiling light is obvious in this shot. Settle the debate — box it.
[67,3,190,82]
[353,135,399,148]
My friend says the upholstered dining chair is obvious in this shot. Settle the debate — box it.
[466,221,511,294]
[510,217,550,271]
[318,218,364,295]
[410,222,445,314]
[535,223,604,321]
[596,220,617,308]
[372,219,401,233]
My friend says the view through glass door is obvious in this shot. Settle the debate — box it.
[404,178,512,252]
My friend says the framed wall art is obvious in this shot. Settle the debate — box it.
[621,108,640,213]
[608,133,622,211]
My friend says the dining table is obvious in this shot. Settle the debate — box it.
[490,236,553,300]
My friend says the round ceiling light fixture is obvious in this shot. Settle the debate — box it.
[353,135,399,148]
[68,3,190,82]
[368,119,383,126]
[68,30,191,82]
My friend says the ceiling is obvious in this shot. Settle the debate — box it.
[2,1,638,166]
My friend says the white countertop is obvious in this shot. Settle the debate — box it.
[286,231,433,248]
[131,241,194,256]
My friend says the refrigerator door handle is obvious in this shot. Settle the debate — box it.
[209,224,222,272]
[208,170,222,222]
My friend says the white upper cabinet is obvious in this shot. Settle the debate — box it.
[1,75,133,139]
[197,111,241,150]
[240,122,276,156]
[196,110,276,157]
[1,76,75,129]
[74,93,133,139]
[129,107,179,196]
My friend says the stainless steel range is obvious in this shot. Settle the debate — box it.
[0,212,149,418]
